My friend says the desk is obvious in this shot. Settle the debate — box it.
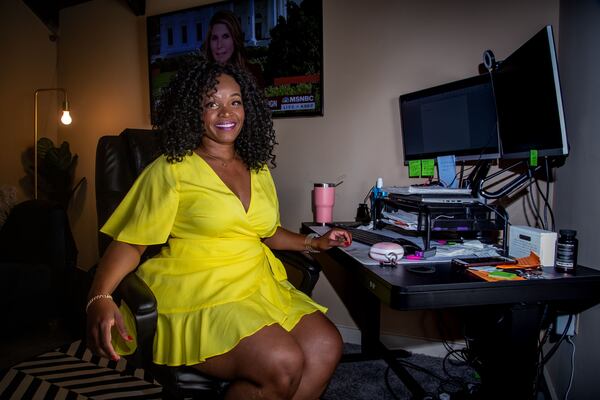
[302,223,600,399]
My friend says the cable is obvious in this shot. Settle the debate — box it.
[533,305,552,397]
[384,367,403,400]
[528,176,545,229]
[564,337,576,400]
[363,186,373,205]
[534,174,556,232]
[545,157,555,231]
[476,201,511,228]
[542,314,572,365]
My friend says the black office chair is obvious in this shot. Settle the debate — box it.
[95,128,321,399]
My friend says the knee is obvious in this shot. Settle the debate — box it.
[322,328,344,366]
[307,327,344,370]
[261,345,304,399]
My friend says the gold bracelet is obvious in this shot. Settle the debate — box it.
[86,294,113,314]
[304,233,320,253]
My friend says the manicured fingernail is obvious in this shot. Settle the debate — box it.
[112,356,119,361]
[127,335,133,341]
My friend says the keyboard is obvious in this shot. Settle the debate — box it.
[345,227,422,253]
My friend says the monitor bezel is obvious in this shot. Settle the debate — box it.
[399,74,500,164]
[493,25,569,160]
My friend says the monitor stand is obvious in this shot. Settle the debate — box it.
[465,159,549,200]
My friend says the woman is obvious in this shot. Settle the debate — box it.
[204,10,246,67]
[86,54,351,400]
[204,10,265,87]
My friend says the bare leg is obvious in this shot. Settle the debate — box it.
[289,312,343,400]
[193,324,305,400]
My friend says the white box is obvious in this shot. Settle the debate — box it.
[508,226,557,266]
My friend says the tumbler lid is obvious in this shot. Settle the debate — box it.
[559,229,576,238]
[314,183,335,187]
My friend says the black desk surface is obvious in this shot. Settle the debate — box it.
[302,223,600,311]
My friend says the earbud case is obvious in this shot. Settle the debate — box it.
[369,242,405,263]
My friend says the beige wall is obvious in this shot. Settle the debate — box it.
[2,0,559,335]
[0,0,59,200]
[58,0,558,266]
[549,0,600,397]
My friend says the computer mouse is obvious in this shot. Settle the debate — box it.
[369,242,404,264]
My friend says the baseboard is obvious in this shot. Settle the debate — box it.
[336,324,465,359]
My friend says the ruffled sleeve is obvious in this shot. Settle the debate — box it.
[100,156,179,245]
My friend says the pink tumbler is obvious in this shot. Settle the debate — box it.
[313,183,335,224]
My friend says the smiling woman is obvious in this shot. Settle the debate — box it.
[85,54,352,400]
[204,10,246,67]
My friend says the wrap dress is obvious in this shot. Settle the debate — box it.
[101,153,326,366]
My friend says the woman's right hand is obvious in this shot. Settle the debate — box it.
[86,297,131,361]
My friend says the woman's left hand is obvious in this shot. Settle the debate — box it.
[312,228,352,251]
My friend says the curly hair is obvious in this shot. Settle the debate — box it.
[154,53,277,171]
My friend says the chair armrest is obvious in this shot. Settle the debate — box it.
[272,250,321,296]
[117,272,157,367]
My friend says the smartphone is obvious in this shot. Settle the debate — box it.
[451,256,517,268]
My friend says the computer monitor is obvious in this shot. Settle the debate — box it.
[399,74,499,164]
[492,25,569,160]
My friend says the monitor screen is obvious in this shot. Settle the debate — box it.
[399,74,499,163]
[146,0,324,122]
[493,25,569,159]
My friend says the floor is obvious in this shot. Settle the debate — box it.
[0,317,80,370]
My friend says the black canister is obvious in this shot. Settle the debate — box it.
[555,229,578,273]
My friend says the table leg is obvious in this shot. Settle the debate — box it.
[463,303,546,400]
[342,281,427,399]
[315,251,427,398]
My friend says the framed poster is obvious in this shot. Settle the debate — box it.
[147,0,324,122]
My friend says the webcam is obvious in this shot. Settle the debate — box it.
[483,49,496,71]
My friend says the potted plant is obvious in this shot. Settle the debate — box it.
[33,137,86,208]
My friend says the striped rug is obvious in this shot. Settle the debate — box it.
[0,340,163,399]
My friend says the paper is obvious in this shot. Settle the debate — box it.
[437,155,458,188]
[467,267,525,282]
[421,159,435,177]
[530,149,538,167]
[497,251,541,270]
[408,160,421,177]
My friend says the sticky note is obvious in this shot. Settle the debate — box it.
[488,270,518,280]
[437,155,458,188]
[421,159,435,177]
[530,149,538,167]
[409,160,421,177]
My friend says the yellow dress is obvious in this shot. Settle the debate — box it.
[101,153,326,366]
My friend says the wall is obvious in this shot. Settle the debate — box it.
[0,0,59,200]
[4,0,562,350]
[7,0,599,393]
[59,0,558,339]
[56,0,559,270]
[547,0,600,397]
